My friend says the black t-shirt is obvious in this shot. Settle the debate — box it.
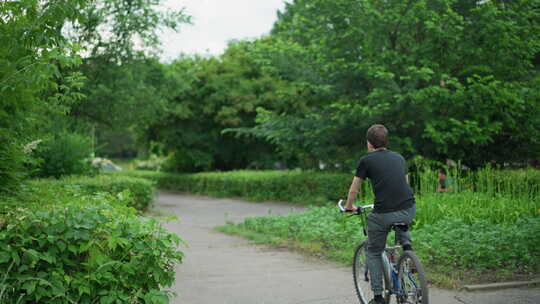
[355,149,415,213]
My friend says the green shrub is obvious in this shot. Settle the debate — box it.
[239,206,364,251]
[0,138,26,195]
[31,132,94,178]
[0,195,183,303]
[4,175,155,212]
[113,170,352,204]
[415,217,540,272]
[62,175,156,211]
[162,149,214,173]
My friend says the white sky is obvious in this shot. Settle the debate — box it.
[158,0,290,61]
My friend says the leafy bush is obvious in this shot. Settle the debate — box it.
[239,206,363,251]
[0,138,26,195]
[113,170,352,204]
[62,175,156,211]
[31,132,94,178]
[0,174,182,303]
[5,175,155,212]
[415,217,540,272]
[0,197,183,303]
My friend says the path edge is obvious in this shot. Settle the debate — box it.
[464,279,540,291]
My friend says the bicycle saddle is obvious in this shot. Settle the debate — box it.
[390,222,409,231]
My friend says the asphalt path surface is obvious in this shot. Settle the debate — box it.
[155,192,540,304]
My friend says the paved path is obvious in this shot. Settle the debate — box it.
[155,192,540,304]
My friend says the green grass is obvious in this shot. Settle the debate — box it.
[415,191,538,227]
[217,201,540,288]
[413,166,540,199]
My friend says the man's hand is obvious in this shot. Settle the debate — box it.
[344,205,357,213]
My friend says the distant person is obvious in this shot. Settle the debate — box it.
[344,124,416,304]
[437,168,454,192]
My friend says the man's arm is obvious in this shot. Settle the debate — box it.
[345,176,363,210]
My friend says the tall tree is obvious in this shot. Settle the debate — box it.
[67,0,190,156]
[149,40,319,171]
[244,0,540,168]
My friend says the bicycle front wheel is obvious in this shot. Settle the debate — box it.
[353,241,390,304]
[396,251,429,304]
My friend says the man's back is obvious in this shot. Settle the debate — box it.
[355,150,414,213]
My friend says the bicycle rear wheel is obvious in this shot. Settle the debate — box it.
[353,241,390,304]
[396,251,428,304]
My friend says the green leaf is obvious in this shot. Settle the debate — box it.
[0,251,11,263]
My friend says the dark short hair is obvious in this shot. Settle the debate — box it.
[366,124,388,148]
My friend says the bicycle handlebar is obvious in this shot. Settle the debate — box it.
[337,199,374,214]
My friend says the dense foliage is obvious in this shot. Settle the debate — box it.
[112,170,352,204]
[148,0,540,172]
[147,41,317,171]
[31,131,95,178]
[62,175,156,211]
[257,0,540,168]
[68,0,190,159]
[0,176,182,303]
[416,217,539,272]
[0,0,86,192]
[0,0,190,191]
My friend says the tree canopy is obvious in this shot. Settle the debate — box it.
[234,0,540,168]
[0,0,189,191]
[1,0,539,185]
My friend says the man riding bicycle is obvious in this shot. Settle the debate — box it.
[344,124,417,304]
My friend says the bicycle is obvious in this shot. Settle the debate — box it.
[338,200,429,304]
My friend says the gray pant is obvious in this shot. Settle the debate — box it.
[366,204,416,295]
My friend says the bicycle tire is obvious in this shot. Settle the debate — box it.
[353,241,390,304]
[396,251,429,304]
